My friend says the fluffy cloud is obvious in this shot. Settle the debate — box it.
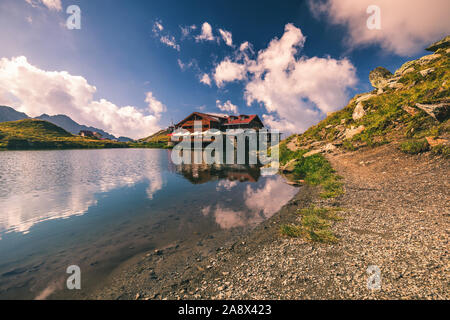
[214,23,357,132]
[195,22,215,42]
[309,0,450,56]
[0,56,162,138]
[145,92,166,115]
[25,0,62,11]
[213,57,247,87]
[219,29,233,47]
[216,100,238,114]
[200,73,212,86]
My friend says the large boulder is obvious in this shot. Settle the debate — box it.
[352,102,366,121]
[415,102,449,122]
[369,67,393,89]
[426,35,450,52]
[344,125,365,140]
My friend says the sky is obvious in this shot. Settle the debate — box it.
[0,0,449,139]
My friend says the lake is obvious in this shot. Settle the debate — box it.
[0,149,298,299]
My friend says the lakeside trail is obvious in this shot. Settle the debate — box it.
[86,144,448,300]
[159,145,448,300]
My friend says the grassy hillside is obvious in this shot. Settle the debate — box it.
[0,119,128,150]
[283,36,450,159]
[135,128,172,148]
[278,36,449,243]
[139,129,171,143]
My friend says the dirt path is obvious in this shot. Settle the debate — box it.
[90,145,449,300]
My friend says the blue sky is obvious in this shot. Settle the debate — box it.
[0,0,449,138]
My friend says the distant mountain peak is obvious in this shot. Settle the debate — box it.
[0,106,133,141]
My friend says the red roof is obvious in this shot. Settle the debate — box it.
[224,114,258,125]
[175,112,261,127]
[175,112,228,127]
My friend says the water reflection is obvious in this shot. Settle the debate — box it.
[203,175,297,229]
[173,163,261,184]
[0,149,298,299]
[0,149,165,237]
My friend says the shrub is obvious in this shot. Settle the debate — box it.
[431,144,450,158]
[400,139,430,154]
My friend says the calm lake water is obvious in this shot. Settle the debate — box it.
[0,149,298,299]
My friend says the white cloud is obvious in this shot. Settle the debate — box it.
[145,91,166,115]
[214,23,357,133]
[180,24,197,38]
[25,0,62,11]
[309,0,450,56]
[152,20,180,51]
[216,100,238,114]
[177,59,185,70]
[0,56,162,139]
[177,59,198,72]
[195,22,215,42]
[219,29,233,47]
[213,57,247,87]
[200,73,212,86]
[239,41,254,53]
[159,35,180,51]
[154,21,164,32]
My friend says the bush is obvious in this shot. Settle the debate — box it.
[400,139,430,154]
[431,144,450,158]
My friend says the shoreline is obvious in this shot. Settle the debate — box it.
[79,144,448,300]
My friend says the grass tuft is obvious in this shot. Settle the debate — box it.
[400,139,430,154]
[281,206,343,243]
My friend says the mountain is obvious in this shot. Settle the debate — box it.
[139,129,171,143]
[0,119,127,150]
[0,106,134,141]
[35,114,118,140]
[0,106,29,122]
[117,136,134,142]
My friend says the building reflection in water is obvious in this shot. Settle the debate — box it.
[166,150,298,230]
[167,149,262,184]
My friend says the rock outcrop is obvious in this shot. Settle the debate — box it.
[415,101,449,122]
[352,102,366,121]
[369,67,393,90]
[344,125,365,140]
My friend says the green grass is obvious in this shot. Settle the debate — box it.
[279,143,344,198]
[400,139,430,154]
[128,141,172,149]
[431,144,450,158]
[281,206,344,243]
[0,119,174,150]
[280,224,303,238]
[139,129,171,143]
